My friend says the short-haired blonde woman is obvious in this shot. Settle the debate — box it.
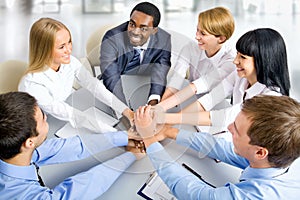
[19,17,133,133]
[162,7,236,101]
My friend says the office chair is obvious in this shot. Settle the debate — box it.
[82,24,116,77]
[0,60,27,93]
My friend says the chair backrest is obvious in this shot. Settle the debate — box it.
[85,24,116,76]
[0,60,28,93]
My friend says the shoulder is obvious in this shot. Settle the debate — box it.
[104,22,128,38]
[18,70,46,91]
[156,27,171,39]
[220,44,236,60]
[70,55,81,66]
[150,27,171,49]
[20,70,45,83]
[265,87,282,96]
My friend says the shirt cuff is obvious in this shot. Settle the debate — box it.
[192,78,209,94]
[146,142,164,153]
[147,94,161,103]
[198,94,213,111]
[175,129,195,146]
[122,151,137,162]
[109,131,128,146]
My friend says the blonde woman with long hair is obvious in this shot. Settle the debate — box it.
[19,17,133,133]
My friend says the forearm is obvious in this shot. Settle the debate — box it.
[51,152,135,199]
[161,87,178,101]
[35,132,128,165]
[176,130,249,168]
[147,143,216,200]
[158,111,211,126]
[143,126,179,147]
[42,101,112,134]
[210,104,240,127]
[158,83,197,111]
[79,131,128,155]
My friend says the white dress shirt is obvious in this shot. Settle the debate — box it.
[168,41,235,93]
[197,71,281,127]
[18,56,128,133]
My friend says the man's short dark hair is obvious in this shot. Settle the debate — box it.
[0,92,38,160]
[130,2,161,27]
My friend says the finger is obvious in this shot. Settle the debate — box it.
[144,105,152,116]
[135,106,143,120]
[135,106,145,122]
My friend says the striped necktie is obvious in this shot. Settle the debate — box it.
[125,49,142,72]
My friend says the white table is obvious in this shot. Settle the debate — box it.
[42,76,242,200]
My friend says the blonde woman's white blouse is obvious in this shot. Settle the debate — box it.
[19,56,128,133]
[168,41,235,93]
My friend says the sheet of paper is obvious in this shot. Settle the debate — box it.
[55,107,118,138]
[137,172,177,200]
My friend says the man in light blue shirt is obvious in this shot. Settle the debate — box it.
[134,95,300,199]
[0,92,145,199]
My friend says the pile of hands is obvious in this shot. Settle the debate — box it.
[125,105,171,160]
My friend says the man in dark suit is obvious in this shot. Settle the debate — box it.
[98,2,171,106]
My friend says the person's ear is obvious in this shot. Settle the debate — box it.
[151,27,158,35]
[23,137,36,149]
[218,35,227,44]
[255,147,268,160]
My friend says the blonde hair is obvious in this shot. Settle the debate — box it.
[198,7,235,43]
[27,18,71,73]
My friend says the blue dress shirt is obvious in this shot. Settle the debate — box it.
[0,131,136,199]
[147,130,300,200]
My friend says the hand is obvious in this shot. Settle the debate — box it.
[151,105,166,124]
[148,99,158,106]
[127,125,142,140]
[134,105,156,139]
[126,146,146,160]
[154,124,178,141]
[122,108,134,126]
[126,139,146,160]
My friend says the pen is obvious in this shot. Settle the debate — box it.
[182,163,216,188]
[145,172,157,186]
[212,130,227,136]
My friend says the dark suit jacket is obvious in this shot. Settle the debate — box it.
[98,22,171,104]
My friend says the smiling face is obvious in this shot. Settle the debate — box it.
[233,52,257,85]
[51,28,72,71]
[195,23,223,57]
[127,10,157,47]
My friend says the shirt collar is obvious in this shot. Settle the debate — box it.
[198,44,226,62]
[240,166,289,181]
[0,159,39,181]
[245,82,267,98]
[43,64,65,80]
[207,45,226,63]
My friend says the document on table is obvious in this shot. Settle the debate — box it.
[55,107,119,138]
[137,172,177,200]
